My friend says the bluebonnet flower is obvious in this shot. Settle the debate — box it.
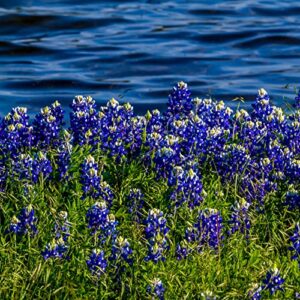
[0,107,33,156]
[33,101,64,148]
[70,95,99,145]
[86,201,118,243]
[251,90,287,146]
[204,125,229,158]
[57,143,72,180]
[262,268,284,295]
[191,98,233,160]
[51,100,65,124]
[166,81,192,116]
[251,88,272,121]
[237,120,266,155]
[144,131,163,167]
[146,278,165,300]
[110,236,133,264]
[289,223,300,267]
[32,152,53,183]
[4,107,30,127]
[195,98,233,130]
[177,116,198,154]
[98,213,118,244]
[8,205,37,236]
[168,113,207,157]
[98,100,135,162]
[186,208,223,251]
[127,188,144,222]
[234,108,251,124]
[130,115,146,156]
[169,165,203,209]
[145,109,164,135]
[266,139,288,178]
[144,209,170,263]
[12,152,52,184]
[228,199,251,239]
[86,249,107,278]
[153,134,182,179]
[41,237,68,260]
[86,201,109,235]
[144,109,165,155]
[80,155,101,200]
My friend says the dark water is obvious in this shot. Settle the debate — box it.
[0,0,300,116]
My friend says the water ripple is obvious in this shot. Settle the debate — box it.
[0,0,299,117]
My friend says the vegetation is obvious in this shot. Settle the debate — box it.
[0,83,299,299]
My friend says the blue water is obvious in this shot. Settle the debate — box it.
[0,0,300,116]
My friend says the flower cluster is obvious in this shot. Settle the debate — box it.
[86,201,118,243]
[176,239,191,260]
[169,165,203,209]
[33,101,64,148]
[146,278,165,300]
[215,144,250,181]
[262,268,285,295]
[144,209,170,263]
[250,268,285,299]
[70,95,98,145]
[0,107,33,157]
[31,152,53,183]
[166,81,193,116]
[110,236,133,265]
[80,155,101,200]
[86,249,107,278]
[41,237,68,260]
[98,99,143,162]
[8,205,37,236]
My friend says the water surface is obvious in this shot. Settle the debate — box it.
[0,0,299,116]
